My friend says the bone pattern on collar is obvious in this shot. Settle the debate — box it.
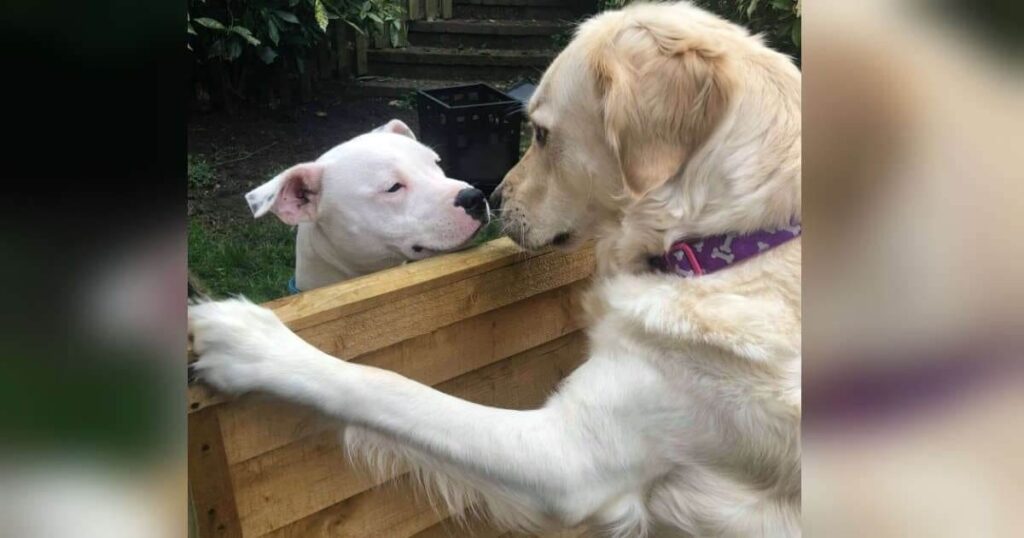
[651,222,801,277]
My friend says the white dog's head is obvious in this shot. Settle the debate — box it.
[245,119,489,264]
[492,2,800,271]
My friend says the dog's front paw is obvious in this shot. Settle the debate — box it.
[188,297,306,395]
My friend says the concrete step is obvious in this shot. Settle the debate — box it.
[408,18,572,50]
[367,46,554,81]
[453,0,582,20]
[344,76,527,100]
[343,77,472,99]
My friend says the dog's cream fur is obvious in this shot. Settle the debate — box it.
[189,2,801,536]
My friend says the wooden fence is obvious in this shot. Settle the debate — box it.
[188,238,596,537]
[326,0,454,81]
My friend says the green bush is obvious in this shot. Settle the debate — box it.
[694,0,800,60]
[187,0,403,108]
[596,0,801,62]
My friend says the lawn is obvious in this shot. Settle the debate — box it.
[188,157,297,303]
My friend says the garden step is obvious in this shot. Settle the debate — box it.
[452,0,582,21]
[343,77,473,99]
[367,46,554,81]
[409,18,572,50]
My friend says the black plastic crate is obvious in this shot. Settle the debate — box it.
[415,83,522,196]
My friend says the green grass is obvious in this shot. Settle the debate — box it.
[190,217,502,303]
[189,154,295,303]
[187,155,216,191]
[188,218,296,303]
[473,218,504,246]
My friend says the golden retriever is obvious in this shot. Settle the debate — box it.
[189,2,801,536]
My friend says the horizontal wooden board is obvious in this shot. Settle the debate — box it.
[413,519,587,538]
[298,244,594,358]
[411,517,507,538]
[219,281,589,464]
[262,476,442,538]
[266,238,529,331]
[233,332,587,536]
[188,241,594,413]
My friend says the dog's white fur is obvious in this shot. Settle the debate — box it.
[246,119,487,291]
[190,2,801,536]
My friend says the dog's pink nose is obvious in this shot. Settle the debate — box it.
[454,188,488,222]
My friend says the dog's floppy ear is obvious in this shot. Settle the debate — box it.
[591,25,731,198]
[374,118,416,140]
[245,162,325,225]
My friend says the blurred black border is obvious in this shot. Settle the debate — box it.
[1,1,184,233]
[0,1,186,458]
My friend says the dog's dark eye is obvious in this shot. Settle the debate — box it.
[386,183,404,193]
[534,125,548,146]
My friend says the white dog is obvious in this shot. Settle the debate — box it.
[191,2,801,536]
[245,119,490,292]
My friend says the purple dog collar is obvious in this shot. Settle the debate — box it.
[650,221,801,277]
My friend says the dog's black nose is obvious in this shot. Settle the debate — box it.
[488,184,503,211]
[454,187,488,222]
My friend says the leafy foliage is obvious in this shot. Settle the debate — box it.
[595,0,801,61]
[187,0,403,70]
[693,0,800,60]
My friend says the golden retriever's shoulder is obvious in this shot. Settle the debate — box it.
[584,240,801,366]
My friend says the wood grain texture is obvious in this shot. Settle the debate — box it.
[189,407,243,538]
[190,239,530,413]
[297,244,594,359]
[189,241,598,537]
[414,519,590,538]
[408,0,424,21]
[266,238,527,332]
[411,517,507,538]
[219,280,588,465]
[188,241,594,414]
[235,332,587,536]
[355,33,368,76]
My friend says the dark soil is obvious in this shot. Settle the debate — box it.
[188,84,419,228]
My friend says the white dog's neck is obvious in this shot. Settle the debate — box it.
[295,223,405,290]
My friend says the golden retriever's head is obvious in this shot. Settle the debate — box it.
[494,2,800,267]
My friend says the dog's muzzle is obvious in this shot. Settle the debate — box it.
[455,187,489,222]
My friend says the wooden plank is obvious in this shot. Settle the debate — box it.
[441,0,453,19]
[219,281,588,464]
[411,517,506,538]
[188,242,594,414]
[335,24,352,77]
[189,407,243,538]
[355,33,369,76]
[373,21,387,49]
[267,238,526,333]
[299,245,594,359]
[501,530,589,538]
[189,487,199,538]
[408,0,423,21]
[396,19,409,47]
[262,475,442,538]
[425,0,439,21]
[414,519,583,538]
[232,332,587,536]
[318,40,332,80]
